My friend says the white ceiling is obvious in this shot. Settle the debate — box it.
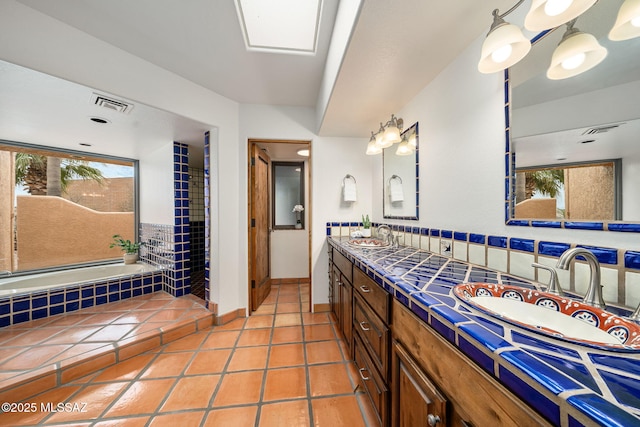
[1,0,514,162]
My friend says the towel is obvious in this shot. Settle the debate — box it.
[389,177,404,202]
[343,177,357,202]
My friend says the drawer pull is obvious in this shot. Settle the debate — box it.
[358,367,370,381]
[427,414,441,426]
[359,321,370,331]
[359,285,371,293]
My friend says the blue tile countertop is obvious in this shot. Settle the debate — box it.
[327,237,640,427]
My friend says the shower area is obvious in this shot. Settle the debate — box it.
[189,167,206,299]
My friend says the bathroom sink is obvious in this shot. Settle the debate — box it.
[454,283,640,351]
[347,238,390,248]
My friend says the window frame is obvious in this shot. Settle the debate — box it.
[271,161,305,230]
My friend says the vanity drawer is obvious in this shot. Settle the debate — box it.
[353,267,390,323]
[354,292,389,379]
[332,248,352,283]
[354,332,388,426]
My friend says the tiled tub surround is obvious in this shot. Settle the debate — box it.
[327,235,640,426]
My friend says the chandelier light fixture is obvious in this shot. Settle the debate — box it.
[478,0,640,79]
[366,114,410,156]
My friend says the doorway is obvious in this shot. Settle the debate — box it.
[248,139,311,314]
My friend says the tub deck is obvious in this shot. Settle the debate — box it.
[0,291,213,403]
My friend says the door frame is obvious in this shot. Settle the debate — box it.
[247,139,312,314]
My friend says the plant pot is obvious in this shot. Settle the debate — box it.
[123,253,139,264]
[361,228,371,237]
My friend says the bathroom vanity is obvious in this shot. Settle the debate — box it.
[327,236,640,427]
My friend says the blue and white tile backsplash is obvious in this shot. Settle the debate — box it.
[327,221,640,310]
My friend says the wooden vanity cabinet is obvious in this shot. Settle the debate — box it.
[352,266,391,426]
[329,249,353,356]
[392,300,551,427]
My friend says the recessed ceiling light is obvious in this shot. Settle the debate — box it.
[297,149,310,157]
[235,0,322,54]
[90,117,110,124]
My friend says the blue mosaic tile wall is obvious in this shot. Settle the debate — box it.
[169,142,191,297]
[204,131,211,308]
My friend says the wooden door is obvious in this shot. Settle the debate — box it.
[250,143,271,311]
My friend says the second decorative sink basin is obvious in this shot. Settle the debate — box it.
[454,283,640,351]
[347,238,390,248]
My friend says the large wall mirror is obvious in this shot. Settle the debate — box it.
[383,122,419,220]
[506,0,640,232]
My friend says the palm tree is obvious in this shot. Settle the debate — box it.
[15,153,104,195]
[524,169,564,199]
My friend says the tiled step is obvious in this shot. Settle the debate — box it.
[0,292,213,403]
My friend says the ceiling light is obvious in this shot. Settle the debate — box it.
[525,0,597,31]
[547,20,607,80]
[297,149,309,157]
[235,0,322,54]
[478,6,531,73]
[609,0,640,41]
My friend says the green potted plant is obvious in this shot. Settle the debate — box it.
[110,234,144,264]
[361,214,371,237]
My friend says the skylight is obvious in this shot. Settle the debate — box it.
[235,0,322,55]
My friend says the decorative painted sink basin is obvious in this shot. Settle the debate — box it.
[347,238,390,248]
[454,283,640,351]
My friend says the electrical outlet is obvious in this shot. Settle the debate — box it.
[440,239,452,257]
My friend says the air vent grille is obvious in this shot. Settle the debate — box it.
[582,124,620,135]
[90,93,134,114]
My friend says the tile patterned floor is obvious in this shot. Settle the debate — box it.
[1,280,374,426]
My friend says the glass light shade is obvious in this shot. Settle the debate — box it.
[395,139,413,156]
[609,0,640,41]
[383,124,402,144]
[547,31,607,80]
[478,22,531,73]
[525,0,597,31]
[366,139,382,155]
[408,132,417,148]
[374,123,391,148]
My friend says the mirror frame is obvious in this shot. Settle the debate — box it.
[504,30,640,233]
[383,122,419,220]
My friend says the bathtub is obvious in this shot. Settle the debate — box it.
[0,263,160,297]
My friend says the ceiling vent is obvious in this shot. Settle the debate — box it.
[90,93,134,114]
[582,124,621,135]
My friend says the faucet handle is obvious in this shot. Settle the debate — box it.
[532,263,564,296]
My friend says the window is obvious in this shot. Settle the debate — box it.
[0,141,137,274]
[272,161,305,229]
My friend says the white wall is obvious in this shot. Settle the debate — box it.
[240,104,372,308]
[373,31,640,252]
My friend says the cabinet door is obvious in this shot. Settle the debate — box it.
[392,340,447,427]
[340,275,353,354]
[330,264,341,320]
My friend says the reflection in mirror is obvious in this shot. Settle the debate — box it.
[272,161,305,229]
[507,0,640,229]
[383,122,419,220]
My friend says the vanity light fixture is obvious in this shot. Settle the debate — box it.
[525,0,597,31]
[296,149,309,157]
[366,132,382,155]
[480,0,639,77]
[395,134,414,156]
[547,19,607,80]
[478,4,531,73]
[366,114,404,154]
[609,0,640,41]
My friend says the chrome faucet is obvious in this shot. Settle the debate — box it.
[376,224,391,243]
[556,248,606,308]
[531,263,563,296]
